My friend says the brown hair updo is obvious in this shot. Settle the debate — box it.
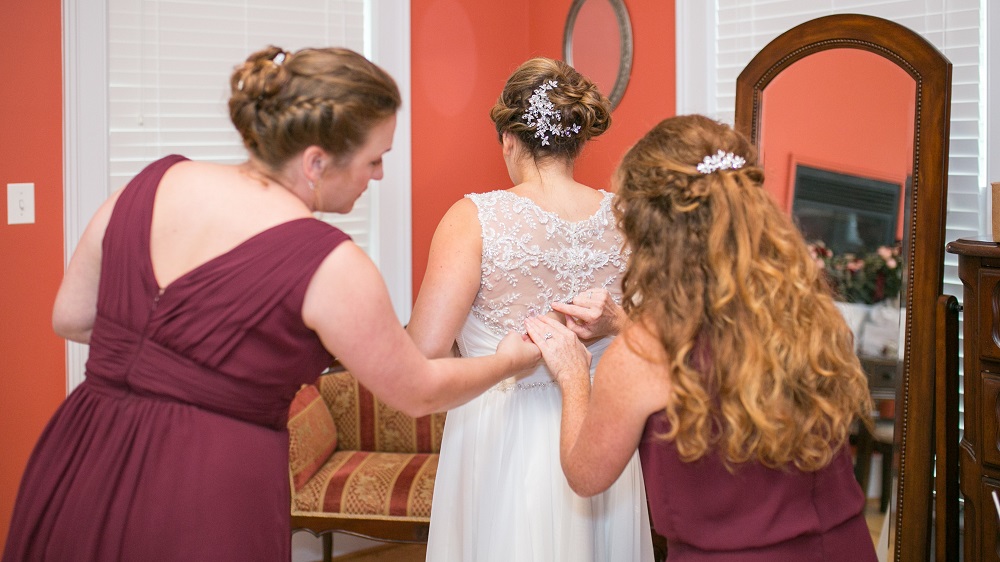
[490,57,611,161]
[228,45,401,172]
[614,114,872,472]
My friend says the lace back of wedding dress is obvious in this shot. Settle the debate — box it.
[426,189,654,562]
[466,189,629,337]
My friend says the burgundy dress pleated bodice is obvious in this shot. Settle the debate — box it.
[639,411,878,561]
[3,155,350,561]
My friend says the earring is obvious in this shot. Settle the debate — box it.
[308,179,316,191]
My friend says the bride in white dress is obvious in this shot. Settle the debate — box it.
[407,57,654,562]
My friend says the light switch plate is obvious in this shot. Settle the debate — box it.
[7,183,35,225]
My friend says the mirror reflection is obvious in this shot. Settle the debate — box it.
[563,0,632,108]
[758,47,917,553]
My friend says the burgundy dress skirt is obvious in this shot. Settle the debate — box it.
[3,155,350,561]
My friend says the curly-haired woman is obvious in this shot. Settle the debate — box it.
[528,114,878,561]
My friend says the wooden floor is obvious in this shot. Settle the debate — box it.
[864,498,887,543]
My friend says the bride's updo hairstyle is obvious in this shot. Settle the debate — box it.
[614,114,872,472]
[490,57,611,161]
[229,45,400,172]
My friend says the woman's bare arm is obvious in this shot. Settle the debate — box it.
[406,198,484,358]
[303,239,538,418]
[52,189,124,343]
[526,315,668,496]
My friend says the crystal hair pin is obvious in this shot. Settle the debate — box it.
[272,52,286,66]
[696,150,746,174]
[522,80,581,146]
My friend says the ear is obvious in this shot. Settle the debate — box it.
[301,146,329,182]
[501,131,517,158]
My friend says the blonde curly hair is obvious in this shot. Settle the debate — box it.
[614,114,873,472]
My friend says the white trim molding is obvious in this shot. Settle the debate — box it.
[370,0,413,324]
[675,0,715,118]
[62,0,108,391]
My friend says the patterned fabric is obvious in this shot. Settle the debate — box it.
[316,371,445,453]
[289,371,443,522]
[467,190,629,337]
[292,450,437,519]
[288,384,338,492]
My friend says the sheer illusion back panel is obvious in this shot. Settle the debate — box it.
[468,189,628,338]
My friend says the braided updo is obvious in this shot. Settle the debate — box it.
[490,57,611,161]
[228,45,400,172]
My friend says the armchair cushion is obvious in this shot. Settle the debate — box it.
[292,450,438,518]
[288,384,338,491]
[290,370,446,552]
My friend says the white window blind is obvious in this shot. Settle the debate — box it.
[107,0,374,250]
[680,0,986,425]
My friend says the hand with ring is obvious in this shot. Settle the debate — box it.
[550,287,629,341]
[525,316,591,384]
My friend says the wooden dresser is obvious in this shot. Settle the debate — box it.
[947,237,1000,561]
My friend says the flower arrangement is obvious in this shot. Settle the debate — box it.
[807,241,903,305]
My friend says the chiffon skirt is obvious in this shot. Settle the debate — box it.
[424,315,654,562]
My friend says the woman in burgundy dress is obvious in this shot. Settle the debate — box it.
[2,46,538,562]
[527,115,878,561]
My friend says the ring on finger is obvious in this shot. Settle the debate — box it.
[544,332,553,340]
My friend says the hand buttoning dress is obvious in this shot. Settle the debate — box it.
[424,189,654,562]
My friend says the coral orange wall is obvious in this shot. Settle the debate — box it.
[0,0,66,546]
[410,0,531,298]
[410,0,676,297]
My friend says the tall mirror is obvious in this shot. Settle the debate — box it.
[563,0,633,109]
[735,14,952,562]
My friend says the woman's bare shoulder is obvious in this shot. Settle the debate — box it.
[436,196,481,233]
[601,319,671,398]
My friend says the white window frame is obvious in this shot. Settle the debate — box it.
[62,0,411,391]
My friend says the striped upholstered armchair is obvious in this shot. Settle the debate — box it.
[288,370,445,562]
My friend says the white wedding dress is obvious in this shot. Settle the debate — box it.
[424,190,654,562]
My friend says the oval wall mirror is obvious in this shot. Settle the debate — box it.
[735,14,952,562]
[562,0,633,109]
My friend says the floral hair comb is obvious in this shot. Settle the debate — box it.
[522,80,581,146]
[696,150,746,174]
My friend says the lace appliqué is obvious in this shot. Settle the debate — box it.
[467,190,629,337]
[490,379,558,393]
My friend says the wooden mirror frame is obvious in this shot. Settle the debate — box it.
[734,14,952,562]
[562,0,633,109]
